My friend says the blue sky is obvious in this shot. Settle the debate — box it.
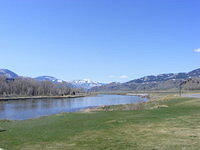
[0,0,200,83]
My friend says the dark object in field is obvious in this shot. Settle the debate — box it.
[0,129,6,132]
[0,126,6,132]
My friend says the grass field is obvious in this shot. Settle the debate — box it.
[0,95,200,150]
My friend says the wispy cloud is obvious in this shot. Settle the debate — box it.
[108,75,129,79]
[194,48,200,53]
[108,75,115,78]
[119,75,129,79]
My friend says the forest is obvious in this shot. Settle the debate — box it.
[0,76,77,97]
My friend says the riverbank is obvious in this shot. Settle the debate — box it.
[0,94,93,101]
[81,93,172,112]
[1,94,200,149]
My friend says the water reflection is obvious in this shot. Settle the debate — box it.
[0,94,148,120]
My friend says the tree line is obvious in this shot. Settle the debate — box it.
[0,76,79,97]
[182,78,200,90]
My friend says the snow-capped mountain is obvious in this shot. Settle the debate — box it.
[127,68,200,84]
[70,79,104,89]
[35,76,63,83]
[0,69,18,78]
[91,68,200,92]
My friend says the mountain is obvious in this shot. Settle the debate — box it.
[34,76,76,89]
[128,73,188,84]
[188,68,200,77]
[34,76,63,83]
[1,68,200,91]
[91,68,200,92]
[127,68,200,84]
[70,79,104,89]
[0,69,18,78]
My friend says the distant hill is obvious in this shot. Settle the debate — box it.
[0,69,80,97]
[34,76,63,83]
[0,69,73,87]
[34,76,76,89]
[90,68,200,92]
[183,78,200,90]
[70,79,105,89]
[0,69,102,89]
[1,68,200,91]
[0,69,18,78]
[127,68,200,84]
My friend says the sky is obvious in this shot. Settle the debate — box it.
[0,0,200,83]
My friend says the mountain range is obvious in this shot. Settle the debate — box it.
[0,68,200,91]
[0,69,103,89]
[90,68,200,92]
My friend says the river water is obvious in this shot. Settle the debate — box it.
[0,94,148,120]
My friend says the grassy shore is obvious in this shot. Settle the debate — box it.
[1,94,200,149]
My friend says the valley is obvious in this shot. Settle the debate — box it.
[1,92,200,149]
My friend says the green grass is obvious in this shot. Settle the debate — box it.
[1,96,200,150]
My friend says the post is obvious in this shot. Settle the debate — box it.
[179,85,182,96]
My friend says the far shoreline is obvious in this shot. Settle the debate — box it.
[0,94,94,101]
[0,92,149,101]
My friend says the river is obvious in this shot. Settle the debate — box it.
[0,94,148,120]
